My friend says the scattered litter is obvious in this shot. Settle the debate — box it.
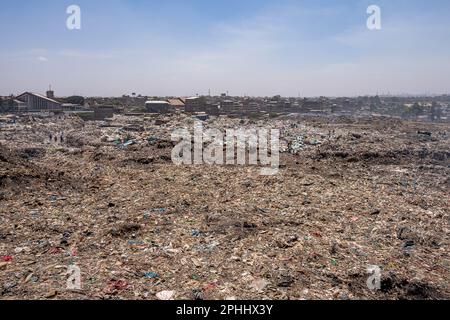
[0,113,448,300]
[143,272,159,279]
[106,280,129,294]
[156,290,175,300]
[1,256,13,262]
[251,278,269,292]
[191,230,202,237]
[289,136,306,154]
[44,290,57,299]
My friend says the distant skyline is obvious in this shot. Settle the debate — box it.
[1,0,450,97]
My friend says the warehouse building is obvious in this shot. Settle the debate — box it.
[15,92,62,111]
[145,100,171,113]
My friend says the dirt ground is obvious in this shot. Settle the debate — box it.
[0,113,449,300]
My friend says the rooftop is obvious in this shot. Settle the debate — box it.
[16,92,61,104]
[145,101,169,105]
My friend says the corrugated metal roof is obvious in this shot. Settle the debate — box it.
[16,92,61,104]
[145,101,169,104]
[167,99,185,106]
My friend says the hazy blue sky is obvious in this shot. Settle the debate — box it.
[1,0,449,97]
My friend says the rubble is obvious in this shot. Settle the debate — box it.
[0,113,449,300]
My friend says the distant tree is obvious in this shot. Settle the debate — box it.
[411,103,424,118]
[430,102,442,121]
[372,95,381,105]
[65,96,85,105]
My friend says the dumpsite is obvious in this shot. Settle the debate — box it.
[0,112,449,300]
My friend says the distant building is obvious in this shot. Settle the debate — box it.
[0,97,27,113]
[145,100,171,113]
[61,103,83,111]
[15,92,61,111]
[205,103,220,116]
[46,88,55,99]
[185,97,204,113]
[167,98,185,111]
[301,99,323,113]
[220,99,234,110]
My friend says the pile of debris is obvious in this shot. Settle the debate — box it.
[0,113,449,300]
